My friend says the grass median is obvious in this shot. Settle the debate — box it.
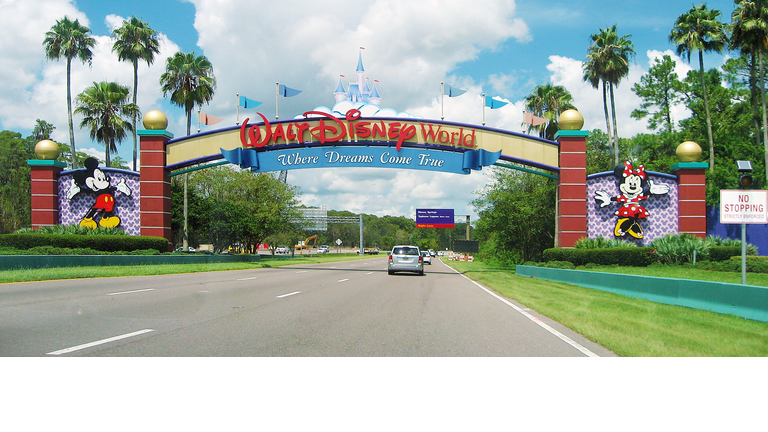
[0,253,378,284]
[442,259,768,357]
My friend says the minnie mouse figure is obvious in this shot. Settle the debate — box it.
[595,161,669,239]
[65,157,132,229]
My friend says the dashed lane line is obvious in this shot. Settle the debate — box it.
[106,289,155,296]
[46,329,155,356]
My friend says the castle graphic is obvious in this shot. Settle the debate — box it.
[333,51,381,106]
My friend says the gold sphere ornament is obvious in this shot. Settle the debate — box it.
[676,141,702,162]
[143,110,168,130]
[34,139,60,160]
[558,109,584,130]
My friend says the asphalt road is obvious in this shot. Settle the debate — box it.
[0,256,615,357]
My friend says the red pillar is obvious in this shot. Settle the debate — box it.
[28,160,66,229]
[138,129,174,250]
[555,130,589,248]
[673,162,708,238]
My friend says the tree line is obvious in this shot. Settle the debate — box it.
[175,166,472,253]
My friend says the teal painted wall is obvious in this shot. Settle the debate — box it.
[515,265,768,323]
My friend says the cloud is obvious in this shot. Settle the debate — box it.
[1,0,707,221]
[186,0,531,125]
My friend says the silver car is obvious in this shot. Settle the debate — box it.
[388,245,424,275]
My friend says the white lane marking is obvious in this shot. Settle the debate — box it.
[276,291,301,298]
[446,266,599,357]
[338,279,349,283]
[366,272,373,275]
[296,271,309,274]
[106,288,155,296]
[46,329,155,356]
[237,276,258,281]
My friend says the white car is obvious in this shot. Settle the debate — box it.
[388,245,424,275]
[318,245,330,254]
[275,247,290,254]
[421,251,432,265]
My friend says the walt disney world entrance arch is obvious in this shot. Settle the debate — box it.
[29,107,708,250]
[132,107,564,247]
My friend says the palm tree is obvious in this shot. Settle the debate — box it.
[112,16,161,171]
[74,82,139,167]
[583,25,635,165]
[670,4,729,173]
[583,59,613,156]
[31,119,55,141]
[159,51,216,135]
[732,0,768,180]
[159,51,216,251]
[524,84,575,139]
[43,16,96,169]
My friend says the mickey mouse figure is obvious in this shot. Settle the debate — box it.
[66,157,132,229]
[594,161,669,239]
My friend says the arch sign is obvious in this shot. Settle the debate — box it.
[164,108,561,175]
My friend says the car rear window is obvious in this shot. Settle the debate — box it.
[392,247,419,256]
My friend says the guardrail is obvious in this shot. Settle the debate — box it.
[515,265,768,323]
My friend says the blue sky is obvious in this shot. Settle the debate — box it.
[0,0,738,221]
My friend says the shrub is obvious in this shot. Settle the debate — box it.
[708,246,741,262]
[15,225,127,236]
[697,256,768,273]
[650,233,715,264]
[574,236,637,249]
[543,247,656,266]
[0,233,168,253]
[543,260,576,269]
[707,235,758,256]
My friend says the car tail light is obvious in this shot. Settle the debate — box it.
[418,255,423,264]
[389,255,393,263]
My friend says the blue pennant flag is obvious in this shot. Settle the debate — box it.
[221,147,260,170]
[462,149,502,173]
[239,96,262,109]
[484,96,508,109]
[279,84,302,97]
[443,84,467,97]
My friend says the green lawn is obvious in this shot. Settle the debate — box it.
[443,260,768,357]
[0,253,376,284]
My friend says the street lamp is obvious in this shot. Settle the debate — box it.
[737,160,753,188]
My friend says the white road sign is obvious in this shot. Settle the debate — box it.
[720,190,768,224]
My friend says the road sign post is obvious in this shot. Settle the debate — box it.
[720,190,768,284]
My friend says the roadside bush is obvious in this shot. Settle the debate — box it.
[543,247,656,266]
[707,235,758,256]
[15,225,127,236]
[543,260,576,269]
[574,236,636,249]
[650,233,714,264]
[708,246,741,262]
[0,233,168,253]
[696,256,768,273]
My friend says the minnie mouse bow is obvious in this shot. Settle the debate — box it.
[623,161,645,179]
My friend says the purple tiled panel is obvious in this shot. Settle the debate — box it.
[587,172,679,246]
[58,169,141,236]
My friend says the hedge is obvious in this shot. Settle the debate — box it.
[708,246,742,262]
[543,247,657,267]
[0,233,169,254]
